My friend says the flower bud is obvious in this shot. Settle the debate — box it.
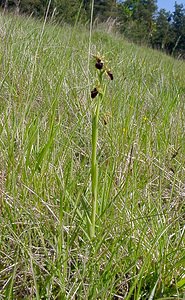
[91,87,99,99]
[107,70,113,80]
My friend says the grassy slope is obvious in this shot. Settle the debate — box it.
[0,13,185,299]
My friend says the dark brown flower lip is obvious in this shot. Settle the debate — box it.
[103,118,107,125]
[107,70,113,80]
[91,87,99,99]
[95,61,104,70]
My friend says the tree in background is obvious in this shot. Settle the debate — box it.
[52,0,87,24]
[151,9,172,51]
[0,0,185,57]
[171,2,185,55]
[83,0,118,22]
[21,0,51,17]
[0,0,87,23]
[151,2,185,56]
[118,0,157,44]
[0,0,53,16]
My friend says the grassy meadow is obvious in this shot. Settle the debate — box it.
[0,12,185,299]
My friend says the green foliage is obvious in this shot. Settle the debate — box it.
[118,0,185,57]
[118,0,157,44]
[151,9,172,50]
[93,0,117,20]
[151,3,185,56]
[53,0,87,24]
[0,12,185,299]
[171,3,185,54]
[20,0,49,16]
[1,0,185,57]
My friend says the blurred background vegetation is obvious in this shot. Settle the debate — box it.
[0,0,185,58]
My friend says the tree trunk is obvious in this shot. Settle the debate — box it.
[3,0,8,13]
[14,0,20,14]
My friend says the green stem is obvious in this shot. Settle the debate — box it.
[90,95,101,238]
[90,71,105,239]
